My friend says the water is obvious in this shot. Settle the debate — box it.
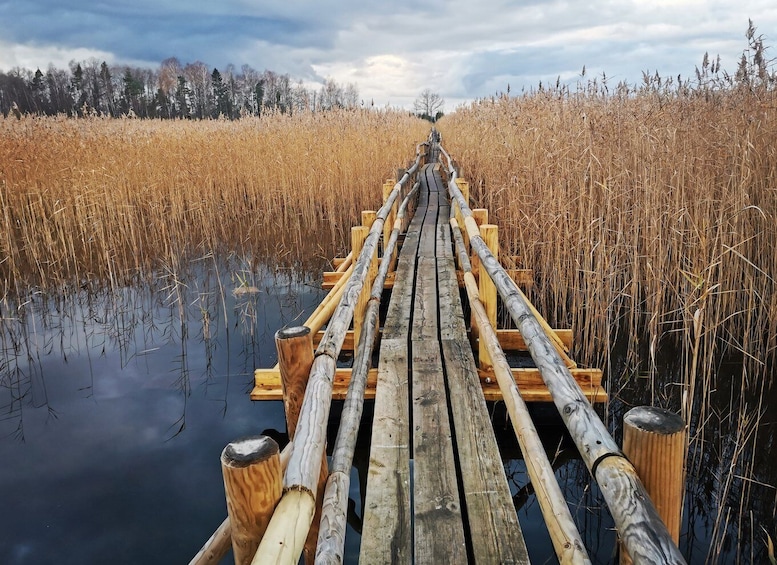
[1,263,774,563]
[0,264,323,564]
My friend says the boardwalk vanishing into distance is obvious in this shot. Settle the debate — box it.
[191,135,687,565]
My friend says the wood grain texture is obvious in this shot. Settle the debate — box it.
[623,407,686,544]
[316,181,417,564]
[360,339,412,564]
[275,326,314,440]
[412,337,467,564]
[412,195,467,561]
[438,257,530,563]
[221,436,282,565]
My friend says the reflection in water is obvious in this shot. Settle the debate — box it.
[0,260,325,564]
[1,260,774,563]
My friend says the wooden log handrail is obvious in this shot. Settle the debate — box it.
[315,181,420,565]
[252,144,425,565]
[449,210,590,564]
[439,141,687,565]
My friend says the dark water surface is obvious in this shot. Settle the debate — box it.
[1,263,774,563]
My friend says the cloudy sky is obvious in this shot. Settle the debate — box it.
[1,0,775,110]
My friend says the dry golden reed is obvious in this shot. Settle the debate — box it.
[438,86,777,392]
[439,80,777,559]
[0,111,428,295]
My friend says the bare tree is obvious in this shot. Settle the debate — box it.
[413,89,444,120]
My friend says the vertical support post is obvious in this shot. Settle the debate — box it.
[276,327,314,439]
[469,208,488,353]
[455,178,470,245]
[470,208,488,277]
[478,224,498,372]
[620,406,686,564]
[275,326,327,565]
[383,182,397,267]
[351,225,370,352]
[361,210,377,229]
[221,436,282,565]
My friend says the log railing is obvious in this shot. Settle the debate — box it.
[251,144,425,564]
[439,140,686,565]
[448,207,590,564]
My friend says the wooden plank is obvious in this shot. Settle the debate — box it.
[412,338,467,563]
[360,184,423,562]
[309,329,574,357]
[481,382,608,403]
[411,240,466,563]
[433,170,453,260]
[360,339,411,564]
[437,254,529,563]
[507,268,534,289]
[381,208,421,341]
[323,270,396,290]
[495,328,573,350]
[437,257,467,342]
[251,367,606,402]
[412,258,438,342]
[417,166,439,259]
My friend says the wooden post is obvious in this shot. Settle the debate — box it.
[351,225,370,349]
[479,224,498,372]
[455,178,470,240]
[383,182,397,268]
[275,326,326,564]
[361,209,377,229]
[221,436,282,565]
[276,326,314,439]
[621,407,686,563]
[469,208,488,356]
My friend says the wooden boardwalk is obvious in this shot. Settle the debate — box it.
[219,138,686,565]
[361,162,529,562]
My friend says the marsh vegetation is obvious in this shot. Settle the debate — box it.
[2,41,776,559]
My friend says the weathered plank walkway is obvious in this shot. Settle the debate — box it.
[360,162,530,562]
[216,136,686,565]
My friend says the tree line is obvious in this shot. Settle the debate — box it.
[0,57,361,119]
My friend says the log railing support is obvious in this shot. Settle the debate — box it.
[351,225,371,350]
[621,406,686,564]
[276,326,327,564]
[254,147,423,565]
[478,223,498,371]
[221,437,283,565]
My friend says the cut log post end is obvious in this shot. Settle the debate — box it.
[276,326,311,341]
[222,436,281,468]
[624,406,685,435]
[276,326,315,441]
[221,436,283,565]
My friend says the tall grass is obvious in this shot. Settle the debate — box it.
[0,110,428,296]
[438,84,777,385]
[438,63,777,561]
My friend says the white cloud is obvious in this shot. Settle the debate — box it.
[0,40,116,71]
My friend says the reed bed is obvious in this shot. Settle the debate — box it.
[438,82,777,559]
[438,86,777,386]
[0,110,428,296]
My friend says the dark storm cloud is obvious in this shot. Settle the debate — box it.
[1,0,776,107]
[0,1,331,67]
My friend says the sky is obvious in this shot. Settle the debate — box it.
[1,0,776,110]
